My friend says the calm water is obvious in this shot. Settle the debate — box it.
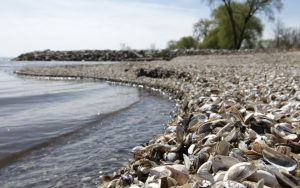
[0,60,173,187]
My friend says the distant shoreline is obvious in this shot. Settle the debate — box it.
[13,49,297,62]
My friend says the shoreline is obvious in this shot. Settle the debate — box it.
[16,51,300,187]
[13,49,297,62]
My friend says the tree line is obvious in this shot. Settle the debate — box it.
[167,0,300,50]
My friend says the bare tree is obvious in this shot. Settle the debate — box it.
[193,18,215,42]
[273,20,300,49]
[203,0,282,49]
[274,19,285,48]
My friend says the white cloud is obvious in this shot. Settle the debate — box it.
[1,0,296,57]
[0,0,208,57]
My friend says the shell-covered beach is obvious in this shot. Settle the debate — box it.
[16,51,300,188]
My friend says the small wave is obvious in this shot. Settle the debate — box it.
[0,100,139,169]
[0,88,96,106]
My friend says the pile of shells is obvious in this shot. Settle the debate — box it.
[98,59,300,188]
[15,51,300,188]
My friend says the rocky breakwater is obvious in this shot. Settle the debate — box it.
[15,51,300,188]
[14,50,173,62]
[13,49,279,62]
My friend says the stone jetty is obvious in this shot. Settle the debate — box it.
[16,51,300,188]
[13,49,281,62]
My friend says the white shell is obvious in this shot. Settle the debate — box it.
[223,162,257,182]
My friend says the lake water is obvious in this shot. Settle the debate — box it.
[0,60,174,188]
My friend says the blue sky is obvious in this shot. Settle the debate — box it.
[0,0,299,57]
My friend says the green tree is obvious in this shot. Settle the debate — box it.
[203,0,282,49]
[200,2,263,49]
[167,36,198,49]
[199,28,220,48]
[167,40,178,50]
[193,18,216,42]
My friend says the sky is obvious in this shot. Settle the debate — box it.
[0,0,299,57]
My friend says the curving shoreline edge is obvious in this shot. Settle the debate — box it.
[16,52,300,188]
